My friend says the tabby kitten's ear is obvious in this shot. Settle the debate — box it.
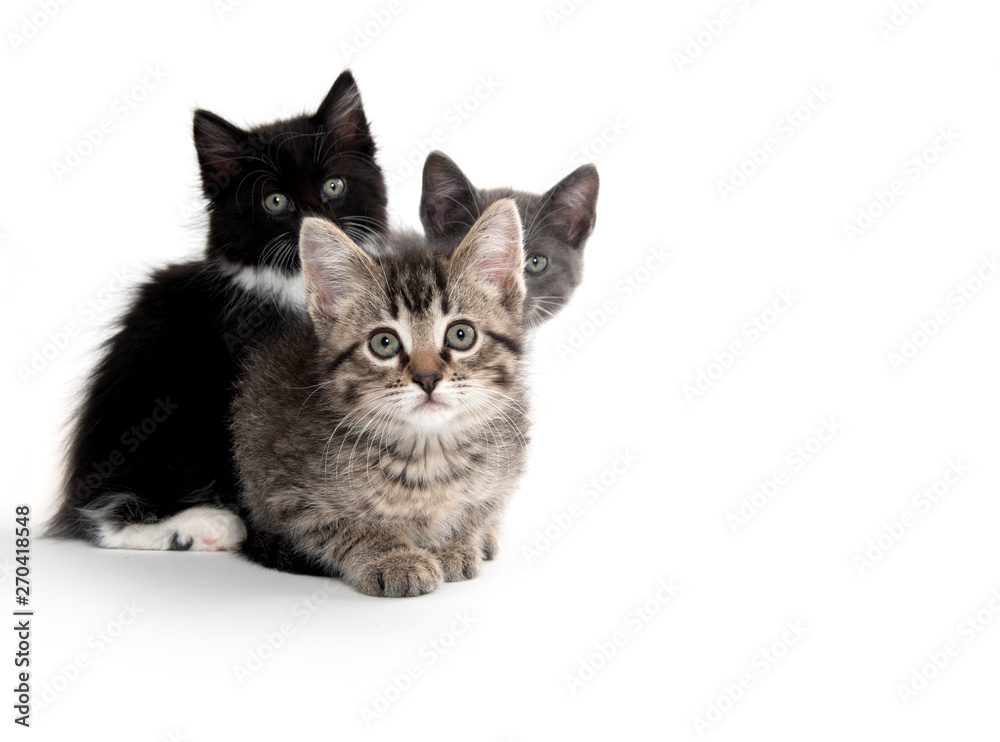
[299,217,375,322]
[451,199,526,314]
[315,70,376,156]
[420,151,478,241]
[542,163,600,248]
[192,109,247,197]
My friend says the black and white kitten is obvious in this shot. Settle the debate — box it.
[419,151,599,328]
[49,71,388,551]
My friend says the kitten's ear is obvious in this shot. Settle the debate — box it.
[541,164,600,248]
[451,199,526,313]
[193,109,247,197]
[420,151,478,241]
[299,217,376,322]
[315,70,375,156]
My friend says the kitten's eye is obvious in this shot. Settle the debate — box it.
[264,193,290,214]
[322,177,347,199]
[369,331,401,358]
[525,255,548,274]
[445,323,476,351]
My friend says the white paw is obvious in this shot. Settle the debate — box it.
[98,507,246,552]
[169,507,247,552]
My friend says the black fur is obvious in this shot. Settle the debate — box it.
[49,71,388,543]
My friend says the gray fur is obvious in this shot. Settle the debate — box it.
[419,151,600,328]
[232,200,530,597]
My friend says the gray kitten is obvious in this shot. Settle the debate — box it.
[232,200,530,597]
[420,151,600,328]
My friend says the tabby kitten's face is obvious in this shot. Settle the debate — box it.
[299,200,526,433]
[193,71,387,275]
[420,151,599,328]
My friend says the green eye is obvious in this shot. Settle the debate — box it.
[264,193,290,214]
[322,177,347,199]
[525,255,548,274]
[369,331,401,358]
[445,323,476,351]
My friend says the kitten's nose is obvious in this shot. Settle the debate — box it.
[413,372,442,396]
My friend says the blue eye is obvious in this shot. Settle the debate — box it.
[525,255,548,274]
[264,193,290,213]
[445,323,476,351]
[322,177,346,199]
[369,331,401,358]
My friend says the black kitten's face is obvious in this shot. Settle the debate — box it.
[193,71,387,275]
[419,151,599,328]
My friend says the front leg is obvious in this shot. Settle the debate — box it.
[432,526,496,582]
[302,522,444,598]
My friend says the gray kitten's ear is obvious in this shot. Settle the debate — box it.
[299,217,375,322]
[192,109,247,197]
[451,199,526,313]
[542,163,600,248]
[420,151,478,241]
[315,70,375,155]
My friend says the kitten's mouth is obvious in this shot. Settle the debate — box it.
[413,397,448,413]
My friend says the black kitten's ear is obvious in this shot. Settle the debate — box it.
[193,109,247,198]
[541,164,600,248]
[315,70,375,155]
[420,151,478,241]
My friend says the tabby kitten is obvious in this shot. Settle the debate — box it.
[49,72,388,552]
[419,150,599,327]
[232,200,530,597]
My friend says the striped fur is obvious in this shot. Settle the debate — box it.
[232,200,530,597]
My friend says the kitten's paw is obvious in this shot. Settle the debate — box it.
[481,526,500,561]
[436,542,483,582]
[356,548,444,598]
[166,507,246,552]
[98,506,246,552]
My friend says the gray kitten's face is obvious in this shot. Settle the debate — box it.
[298,201,526,436]
[419,152,600,328]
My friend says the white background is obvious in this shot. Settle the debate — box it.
[3,0,999,739]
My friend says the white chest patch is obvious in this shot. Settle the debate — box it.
[225,263,307,311]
